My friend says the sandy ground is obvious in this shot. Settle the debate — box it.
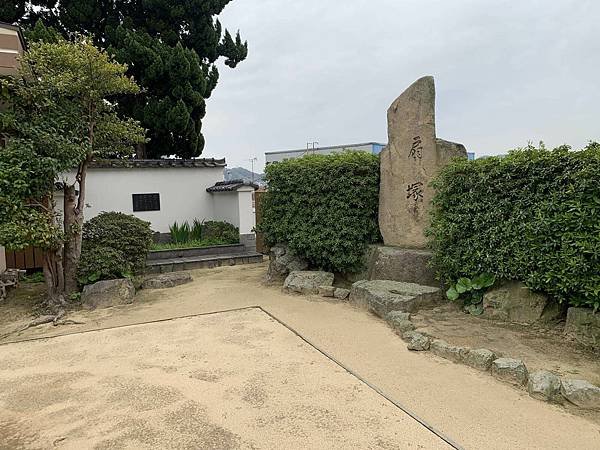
[0,308,449,449]
[2,262,600,449]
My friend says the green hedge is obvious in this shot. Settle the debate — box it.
[78,212,153,285]
[428,142,600,310]
[258,151,380,273]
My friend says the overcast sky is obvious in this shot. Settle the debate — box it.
[201,0,599,171]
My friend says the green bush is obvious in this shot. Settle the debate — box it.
[78,212,153,285]
[201,220,239,243]
[77,247,131,286]
[258,151,381,273]
[428,142,600,310]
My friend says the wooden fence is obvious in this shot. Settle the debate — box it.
[5,247,45,270]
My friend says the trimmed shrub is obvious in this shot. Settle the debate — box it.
[77,247,131,286]
[201,220,239,243]
[78,212,153,285]
[258,151,381,273]
[428,142,600,310]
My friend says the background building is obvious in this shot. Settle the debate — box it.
[0,22,25,77]
[265,142,386,165]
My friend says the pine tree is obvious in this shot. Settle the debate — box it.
[7,1,248,159]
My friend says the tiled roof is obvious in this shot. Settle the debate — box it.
[89,158,227,169]
[207,179,259,193]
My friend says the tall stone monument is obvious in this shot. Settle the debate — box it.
[379,76,467,249]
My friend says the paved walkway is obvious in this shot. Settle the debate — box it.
[2,263,599,449]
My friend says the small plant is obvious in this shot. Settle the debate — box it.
[170,221,191,243]
[167,219,238,246]
[22,272,45,284]
[190,219,204,241]
[446,273,496,315]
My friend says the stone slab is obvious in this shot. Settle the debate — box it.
[379,76,466,249]
[350,280,441,317]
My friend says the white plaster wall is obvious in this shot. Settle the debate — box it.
[0,246,6,274]
[237,188,256,235]
[59,167,224,233]
[212,192,240,229]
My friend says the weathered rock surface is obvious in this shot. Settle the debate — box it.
[483,281,560,324]
[284,271,334,295]
[81,279,135,309]
[391,319,416,334]
[430,339,468,363]
[387,311,411,322]
[491,358,528,386]
[350,280,441,317]
[142,272,192,290]
[560,379,600,410]
[368,246,438,286]
[403,331,431,351]
[379,76,466,249]
[565,307,600,348]
[334,288,350,300]
[462,349,497,372]
[318,286,336,297]
[527,370,562,403]
[267,245,309,282]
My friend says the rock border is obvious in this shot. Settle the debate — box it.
[386,312,600,411]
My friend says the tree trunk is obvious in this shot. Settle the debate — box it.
[42,245,66,313]
[62,183,81,295]
[135,142,147,159]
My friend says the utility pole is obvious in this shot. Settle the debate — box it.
[248,157,258,184]
[305,141,319,155]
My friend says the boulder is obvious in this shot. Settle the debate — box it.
[527,370,562,403]
[491,358,528,386]
[318,286,336,297]
[284,271,334,295]
[462,348,497,372]
[379,76,467,249]
[333,288,351,300]
[267,245,309,282]
[403,331,431,351]
[560,379,600,410]
[350,279,441,317]
[483,281,560,324]
[81,279,135,310]
[430,339,468,364]
[142,272,192,289]
[565,307,600,348]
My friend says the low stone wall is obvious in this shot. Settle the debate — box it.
[388,312,600,410]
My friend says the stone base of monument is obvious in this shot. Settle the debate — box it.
[368,246,438,287]
[342,245,439,287]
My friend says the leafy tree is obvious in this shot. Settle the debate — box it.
[7,1,248,159]
[0,39,145,310]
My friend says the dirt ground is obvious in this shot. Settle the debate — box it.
[412,305,600,386]
[0,308,450,449]
[1,263,600,449]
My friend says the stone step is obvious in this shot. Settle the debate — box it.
[146,252,263,274]
[148,244,247,261]
[349,279,441,317]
